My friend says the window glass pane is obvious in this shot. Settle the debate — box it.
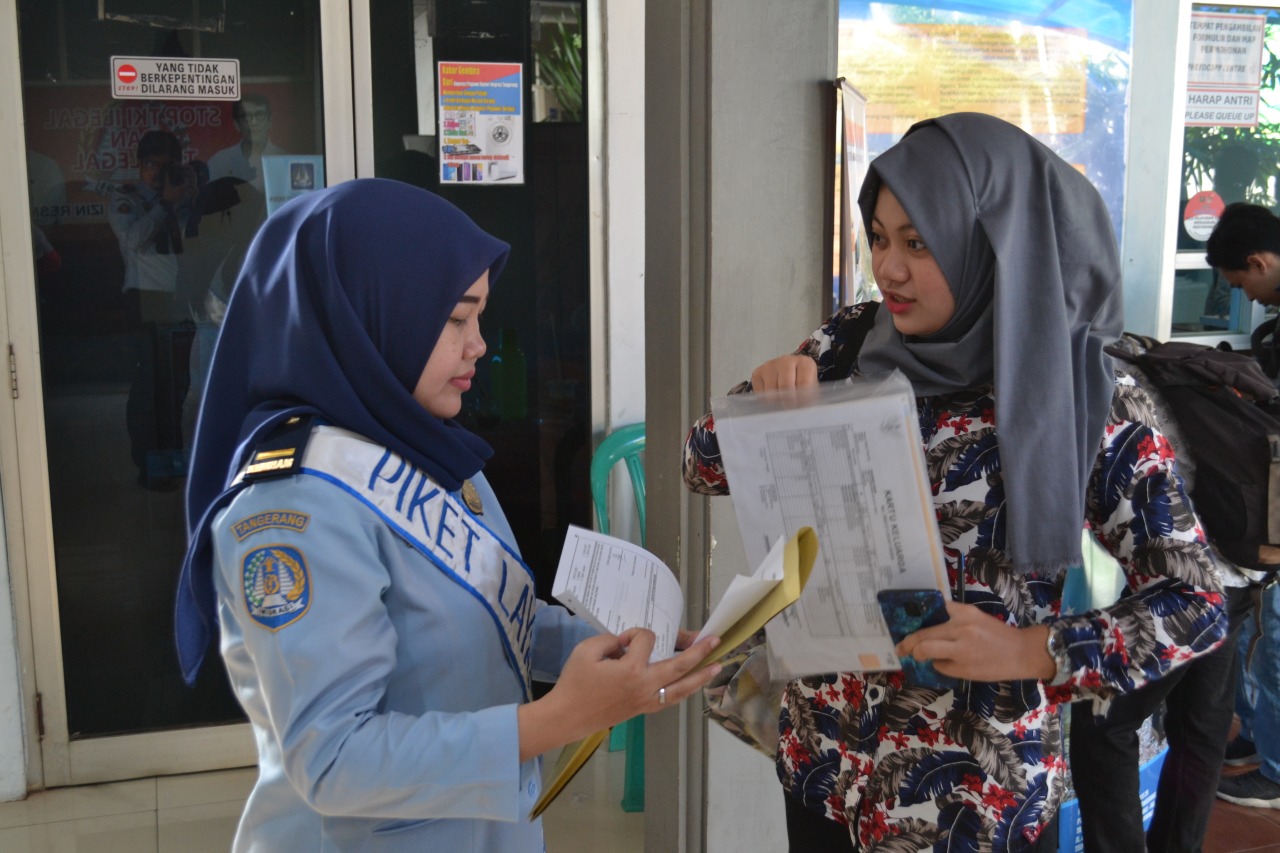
[1172,267,1254,332]
[18,0,325,738]
[368,0,594,616]
[836,1,1133,296]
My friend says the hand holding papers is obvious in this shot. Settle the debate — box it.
[531,524,817,817]
[711,370,948,678]
[552,524,816,665]
[690,530,814,671]
[551,526,684,662]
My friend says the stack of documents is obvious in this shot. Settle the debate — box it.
[532,524,816,817]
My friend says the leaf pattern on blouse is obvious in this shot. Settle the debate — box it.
[930,796,991,853]
[1159,596,1231,656]
[996,772,1055,851]
[965,547,1032,620]
[865,817,942,852]
[783,681,824,757]
[683,306,1227,852]
[1106,598,1157,666]
[867,747,976,807]
[962,677,1044,725]
[928,430,999,494]
[882,684,952,731]
[936,499,992,545]
[1133,539,1218,589]
[1112,378,1162,429]
[943,709,1028,792]
[837,701,866,753]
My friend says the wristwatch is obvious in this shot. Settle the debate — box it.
[1045,624,1072,686]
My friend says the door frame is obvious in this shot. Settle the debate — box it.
[0,0,357,789]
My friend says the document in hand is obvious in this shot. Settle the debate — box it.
[711,369,949,678]
[529,524,817,818]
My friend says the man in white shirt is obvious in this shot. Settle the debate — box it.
[206,93,285,192]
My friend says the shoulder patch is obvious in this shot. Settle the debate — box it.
[231,510,310,541]
[242,544,311,630]
[243,414,316,482]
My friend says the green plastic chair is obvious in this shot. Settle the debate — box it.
[589,422,646,812]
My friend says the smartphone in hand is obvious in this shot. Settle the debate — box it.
[876,588,957,690]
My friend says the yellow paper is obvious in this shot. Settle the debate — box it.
[529,526,817,818]
[693,526,816,671]
[529,728,609,819]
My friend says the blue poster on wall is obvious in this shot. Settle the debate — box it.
[837,0,1133,246]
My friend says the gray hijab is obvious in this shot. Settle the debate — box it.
[857,113,1123,576]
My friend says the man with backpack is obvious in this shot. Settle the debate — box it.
[1204,202,1280,809]
[1068,203,1280,848]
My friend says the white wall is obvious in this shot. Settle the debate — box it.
[602,2,647,432]
[0,506,25,801]
[0,0,32,801]
[698,3,836,845]
[643,1,836,849]
[706,497,787,852]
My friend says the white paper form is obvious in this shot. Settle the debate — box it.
[711,371,948,677]
[552,525,685,661]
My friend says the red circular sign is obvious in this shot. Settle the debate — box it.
[1183,190,1226,241]
[116,64,137,85]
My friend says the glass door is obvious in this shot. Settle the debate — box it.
[9,0,354,786]
[365,0,594,600]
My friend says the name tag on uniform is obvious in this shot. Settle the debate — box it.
[297,427,536,697]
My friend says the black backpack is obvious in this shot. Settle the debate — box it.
[1106,333,1280,570]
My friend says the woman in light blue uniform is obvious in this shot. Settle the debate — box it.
[174,179,719,852]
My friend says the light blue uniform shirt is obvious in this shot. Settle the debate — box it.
[212,467,596,852]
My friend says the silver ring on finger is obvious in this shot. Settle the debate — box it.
[658,686,667,705]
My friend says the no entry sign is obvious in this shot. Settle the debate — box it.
[110,56,240,101]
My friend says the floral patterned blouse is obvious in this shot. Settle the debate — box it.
[683,303,1227,852]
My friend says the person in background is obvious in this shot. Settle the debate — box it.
[1066,359,1256,850]
[174,178,721,851]
[683,112,1227,852]
[108,128,197,488]
[1200,142,1261,319]
[206,93,285,192]
[176,175,267,440]
[1204,201,1280,809]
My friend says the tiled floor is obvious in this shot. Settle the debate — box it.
[1208,761,1280,853]
[0,744,641,852]
[0,736,1276,851]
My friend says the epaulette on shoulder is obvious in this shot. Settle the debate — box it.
[242,414,316,482]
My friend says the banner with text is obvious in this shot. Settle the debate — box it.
[437,61,524,185]
[1185,12,1266,127]
[111,56,240,102]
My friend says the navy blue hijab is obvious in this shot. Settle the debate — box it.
[175,178,509,682]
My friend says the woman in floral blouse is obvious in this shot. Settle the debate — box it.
[683,113,1226,852]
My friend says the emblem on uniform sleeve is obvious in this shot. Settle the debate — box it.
[242,545,311,630]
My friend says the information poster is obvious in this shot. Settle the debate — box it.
[835,4,1132,249]
[1185,12,1266,127]
[838,22,1088,139]
[436,61,524,185]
